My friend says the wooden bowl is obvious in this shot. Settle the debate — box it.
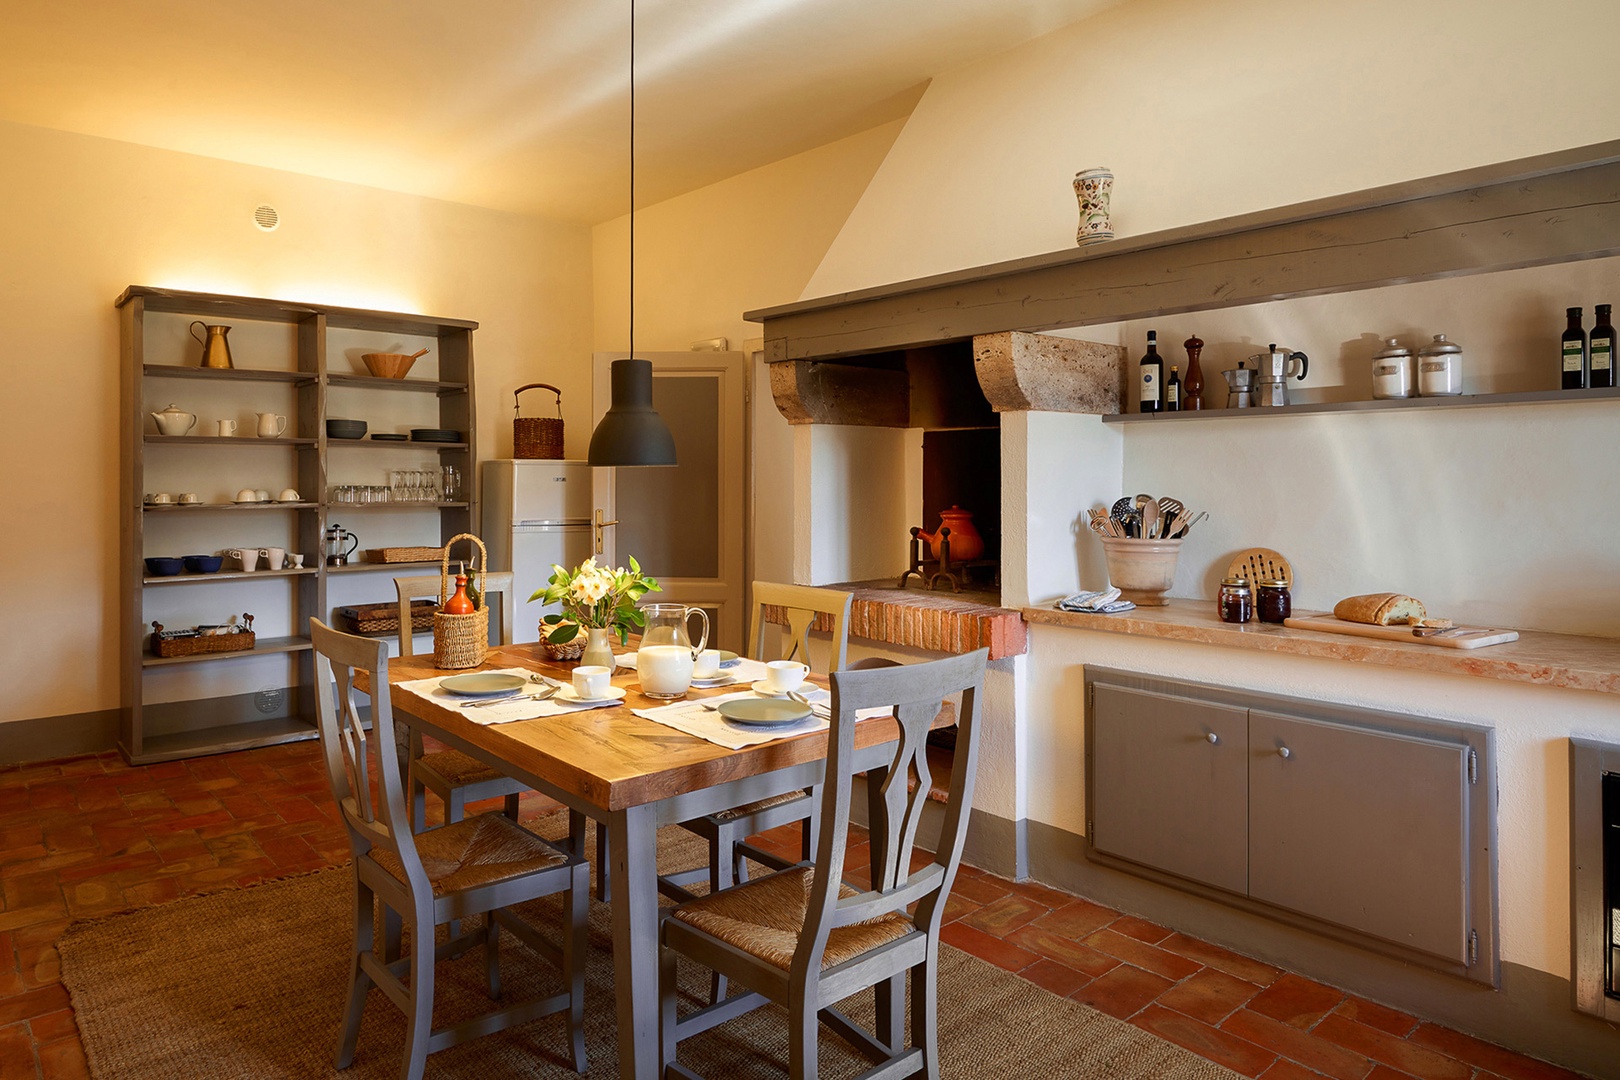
[361,351,421,379]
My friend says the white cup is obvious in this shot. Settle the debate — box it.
[235,488,257,503]
[289,554,305,568]
[253,489,270,502]
[215,419,237,437]
[692,649,722,680]
[149,492,173,505]
[260,547,286,571]
[572,665,611,700]
[765,660,809,694]
[277,488,301,502]
[178,492,199,505]
[228,548,258,572]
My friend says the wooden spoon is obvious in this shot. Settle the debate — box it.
[407,347,429,360]
[1140,498,1160,539]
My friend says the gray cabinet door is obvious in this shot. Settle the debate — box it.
[1248,709,1471,964]
[1091,683,1248,895]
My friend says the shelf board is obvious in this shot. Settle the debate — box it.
[326,560,442,574]
[144,434,316,446]
[142,363,315,385]
[142,502,318,511]
[326,373,468,394]
[1102,386,1620,424]
[143,568,318,585]
[327,438,468,450]
[128,716,318,764]
[324,502,468,511]
[118,285,478,335]
[142,635,312,667]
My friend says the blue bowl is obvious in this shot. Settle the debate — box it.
[144,557,184,576]
[182,555,223,574]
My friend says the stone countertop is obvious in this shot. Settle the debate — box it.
[1023,599,1620,697]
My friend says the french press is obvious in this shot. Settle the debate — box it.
[324,524,359,566]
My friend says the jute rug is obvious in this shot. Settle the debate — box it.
[60,818,1241,1079]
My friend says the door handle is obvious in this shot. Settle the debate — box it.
[593,508,619,555]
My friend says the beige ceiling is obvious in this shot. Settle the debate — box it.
[0,0,1122,223]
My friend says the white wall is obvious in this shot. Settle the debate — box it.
[0,119,592,726]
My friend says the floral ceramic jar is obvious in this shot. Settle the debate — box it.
[1074,167,1115,246]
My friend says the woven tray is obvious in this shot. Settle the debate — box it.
[336,600,437,634]
[150,631,256,658]
[364,547,443,564]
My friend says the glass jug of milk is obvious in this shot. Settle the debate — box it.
[637,604,709,699]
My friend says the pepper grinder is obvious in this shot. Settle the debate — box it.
[1183,335,1205,410]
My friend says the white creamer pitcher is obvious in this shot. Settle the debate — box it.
[636,604,709,699]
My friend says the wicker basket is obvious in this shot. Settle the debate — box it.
[513,383,564,459]
[364,547,444,565]
[337,600,436,635]
[433,534,490,669]
[150,625,256,658]
[542,627,587,661]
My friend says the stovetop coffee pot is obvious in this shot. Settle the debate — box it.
[1222,362,1257,408]
[1249,344,1309,407]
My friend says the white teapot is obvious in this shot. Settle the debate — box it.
[150,404,196,436]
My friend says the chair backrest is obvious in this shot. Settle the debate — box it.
[394,570,516,659]
[794,648,988,982]
[310,618,433,897]
[748,581,853,675]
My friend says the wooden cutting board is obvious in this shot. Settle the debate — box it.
[1282,615,1519,649]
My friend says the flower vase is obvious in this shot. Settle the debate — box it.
[1073,167,1115,246]
[580,627,616,670]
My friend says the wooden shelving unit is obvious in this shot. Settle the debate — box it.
[118,285,480,764]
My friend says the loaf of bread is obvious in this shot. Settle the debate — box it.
[1333,593,1427,625]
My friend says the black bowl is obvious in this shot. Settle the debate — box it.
[327,419,367,440]
[144,557,184,576]
[182,554,223,574]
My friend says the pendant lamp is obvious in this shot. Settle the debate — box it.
[588,0,677,467]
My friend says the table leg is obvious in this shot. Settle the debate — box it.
[610,802,660,1080]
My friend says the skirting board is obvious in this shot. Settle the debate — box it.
[0,709,119,767]
[1025,818,1620,1080]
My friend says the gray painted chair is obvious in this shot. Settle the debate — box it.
[657,647,988,1080]
[309,618,588,1080]
[659,582,853,907]
[394,571,525,832]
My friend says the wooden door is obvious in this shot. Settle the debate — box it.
[592,351,748,652]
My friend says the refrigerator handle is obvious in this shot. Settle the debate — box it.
[593,508,618,555]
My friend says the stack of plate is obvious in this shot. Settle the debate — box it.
[370,433,408,442]
[411,428,461,443]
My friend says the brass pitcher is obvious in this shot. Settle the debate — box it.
[189,321,234,369]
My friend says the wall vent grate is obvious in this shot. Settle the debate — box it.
[253,205,280,232]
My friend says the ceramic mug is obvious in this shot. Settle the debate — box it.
[572,665,611,700]
[178,493,200,505]
[148,493,173,505]
[692,650,722,680]
[764,660,808,694]
[256,413,287,438]
[228,549,259,572]
[277,488,301,502]
[260,547,286,571]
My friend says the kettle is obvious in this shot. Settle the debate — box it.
[916,506,985,562]
[324,524,359,566]
[189,321,234,370]
[150,403,197,436]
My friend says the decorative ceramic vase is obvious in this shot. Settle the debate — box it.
[581,627,616,671]
[1073,167,1115,246]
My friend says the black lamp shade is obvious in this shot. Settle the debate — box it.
[587,358,677,466]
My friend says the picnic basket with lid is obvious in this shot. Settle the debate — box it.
[433,534,490,669]
[513,383,564,459]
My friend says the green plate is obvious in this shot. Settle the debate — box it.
[439,673,527,697]
[716,697,812,727]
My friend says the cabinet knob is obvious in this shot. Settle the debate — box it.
[1206,732,1220,745]
[1277,746,1291,759]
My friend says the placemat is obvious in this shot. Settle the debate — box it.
[398,668,624,725]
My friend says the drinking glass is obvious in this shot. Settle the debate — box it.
[442,465,462,501]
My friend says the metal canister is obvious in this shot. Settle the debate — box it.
[1370,337,1414,399]
[1417,333,1463,396]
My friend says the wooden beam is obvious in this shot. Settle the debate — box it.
[749,140,1620,363]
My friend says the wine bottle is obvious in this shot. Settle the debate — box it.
[1139,330,1163,413]
[1563,307,1588,390]
[1591,304,1615,390]
[1166,365,1182,411]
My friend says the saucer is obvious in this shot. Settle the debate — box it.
[555,685,627,706]
[689,673,737,688]
[751,680,805,699]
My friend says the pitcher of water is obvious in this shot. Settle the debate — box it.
[637,604,709,699]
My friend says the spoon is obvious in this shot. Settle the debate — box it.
[1110,497,1135,522]
[1140,498,1160,540]
[464,685,557,708]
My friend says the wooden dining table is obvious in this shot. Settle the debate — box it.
[378,642,924,1080]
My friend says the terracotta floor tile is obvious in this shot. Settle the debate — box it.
[1111,914,1174,944]
[1158,967,1264,1026]
[937,921,1038,972]
[949,871,1013,905]
[939,891,980,924]
[1019,957,1092,998]
[958,892,1046,937]
[28,1006,77,1044]
[1249,972,1348,1030]
[0,1023,35,1080]
[1334,996,1418,1038]
[1261,1060,1335,1080]
[1365,1067,1424,1080]
[38,1034,91,1080]
[1313,1015,1468,1080]
[0,901,68,934]
[1010,878,1077,909]
[1405,1024,1587,1080]
[1161,933,1284,986]
[1083,927,1202,981]
[1004,924,1121,978]
[1221,1008,1374,1080]
[1133,1004,1278,1078]
[1028,897,1118,938]
[1070,963,1173,1021]
[0,983,69,1027]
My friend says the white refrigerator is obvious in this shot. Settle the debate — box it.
[483,460,597,644]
